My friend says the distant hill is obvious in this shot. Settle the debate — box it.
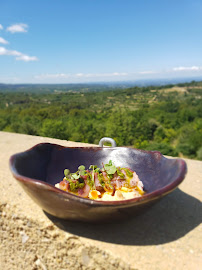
[0,76,202,93]
[0,83,114,93]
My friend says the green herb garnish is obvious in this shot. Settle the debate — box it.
[89,165,100,189]
[71,173,80,180]
[98,173,105,187]
[78,165,86,176]
[117,168,125,179]
[123,168,133,178]
[69,181,85,192]
[87,173,95,189]
[64,169,70,178]
[78,165,85,171]
[104,160,117,175]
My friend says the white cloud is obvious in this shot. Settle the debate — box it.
[0,24,3,30]
[0,46,38,61]
[75,73,84,77]
[138,70,157,74]
[0,23,38,62]
[16,54,38,62]
[34,66,202,83]
[0,37,9,44]
[36,72,129,80]
[75,72,128,78]
[7,23,28,33]
[35,73,70,79]
[0,46,21,56]
[173,66,202,71]
[0,75,21,83]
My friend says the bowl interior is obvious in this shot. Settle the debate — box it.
[11,143,186,195]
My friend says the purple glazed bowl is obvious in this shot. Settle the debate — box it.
[9,143,187,222]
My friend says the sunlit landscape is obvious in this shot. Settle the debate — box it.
[0,80,201,160]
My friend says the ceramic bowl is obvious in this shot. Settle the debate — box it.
[9,142,187,222]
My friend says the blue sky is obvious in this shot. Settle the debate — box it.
[0,0,202,83]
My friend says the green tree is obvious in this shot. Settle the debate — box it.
[40,119,68,140]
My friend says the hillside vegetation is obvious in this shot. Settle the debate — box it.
[0,81,202,160]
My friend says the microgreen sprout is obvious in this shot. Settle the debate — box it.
[104,160,117,175]
[89,165,97,170]
[71,173,80,180]
[64,169,70,178]
[64,165,86,180]
[89,165,100,189]
[78,165,86,176]
[78,165,85,170]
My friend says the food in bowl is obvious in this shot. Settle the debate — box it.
[55,160,144,201]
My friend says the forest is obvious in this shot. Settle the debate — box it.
[0,80,202,160]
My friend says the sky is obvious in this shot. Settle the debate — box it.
[0,0,202,84]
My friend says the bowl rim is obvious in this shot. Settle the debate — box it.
[9,142,187,207]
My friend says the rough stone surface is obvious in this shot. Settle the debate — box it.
[0,131,201,270]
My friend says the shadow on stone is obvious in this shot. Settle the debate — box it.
[44,188,202,245]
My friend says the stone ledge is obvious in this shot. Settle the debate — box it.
[0,131,201,270]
